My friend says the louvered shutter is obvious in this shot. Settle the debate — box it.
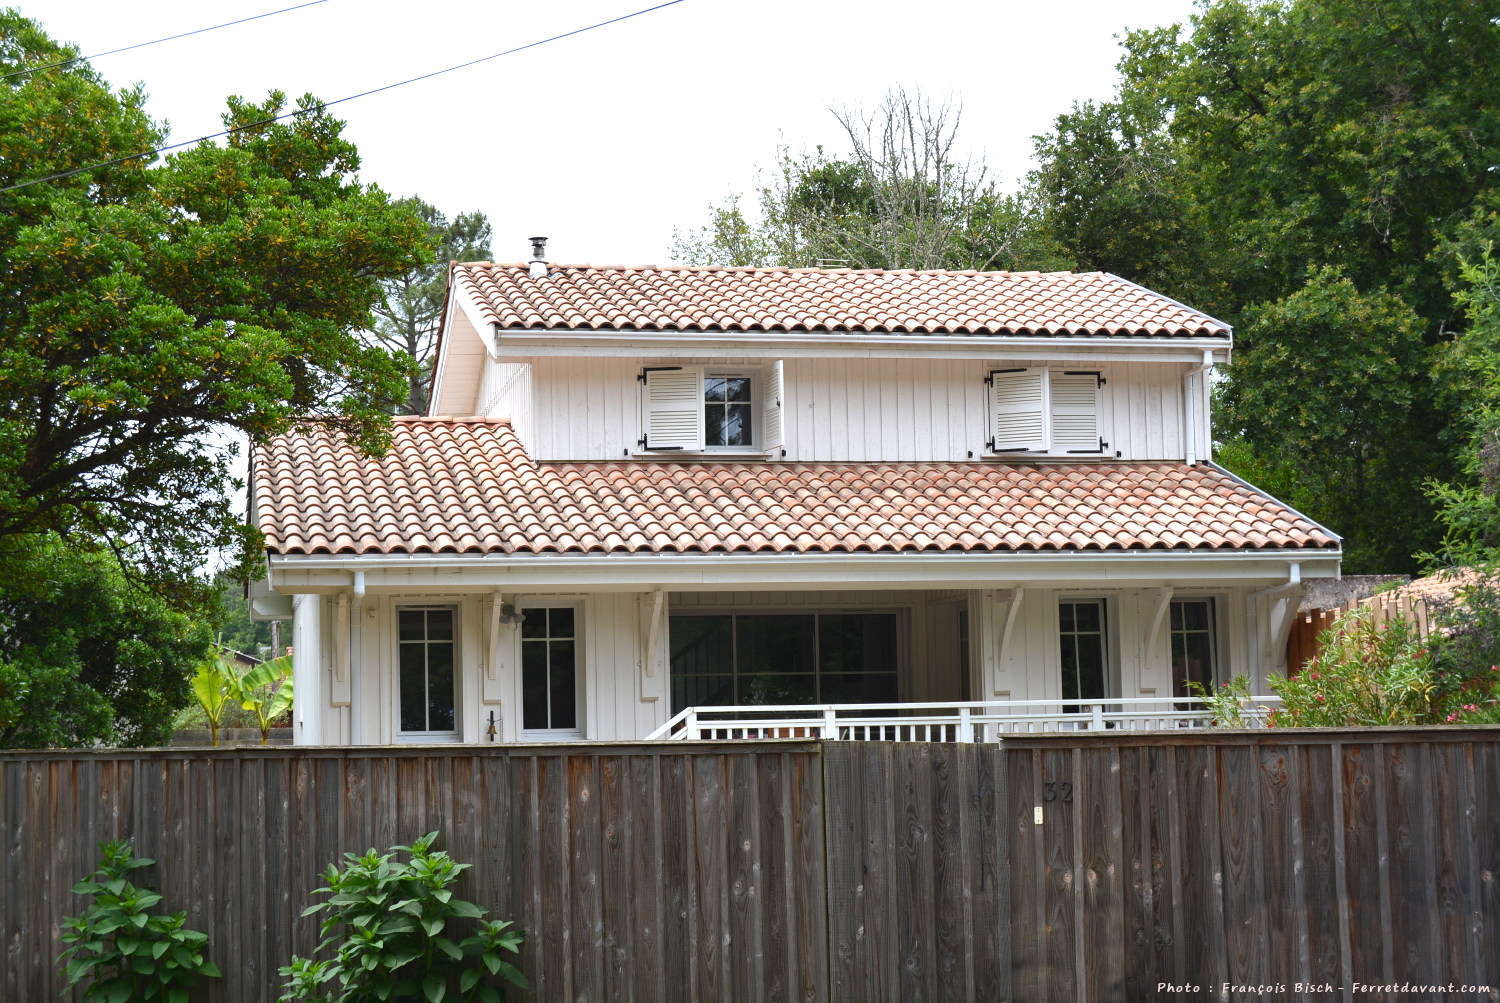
[758,360,784,452]
[643,367,704,449]
[988,368,1048,452]
[1050,372,1102,453]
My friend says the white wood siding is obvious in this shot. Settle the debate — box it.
[477,358,534,450]
[519,356,1189,462]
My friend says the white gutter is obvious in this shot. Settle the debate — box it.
[269,549,1337,571]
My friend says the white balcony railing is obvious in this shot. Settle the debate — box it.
[644,696,1282,742]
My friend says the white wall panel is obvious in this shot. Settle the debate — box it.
[521,356,1191,462]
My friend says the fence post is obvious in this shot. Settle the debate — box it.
[822,707,838,739]
[958,707,973,743]
[686,711,700,741]
[1091,702,1106,731]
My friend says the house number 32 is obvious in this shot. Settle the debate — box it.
[1043,781,1073,803]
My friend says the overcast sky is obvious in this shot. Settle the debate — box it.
[36,0,1201,267]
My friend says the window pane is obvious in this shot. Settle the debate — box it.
[399,644,428,731]
[522,641,549,730]
[672,673,735,712]
[822,672,899,705]
[1072,602,1102,633]
[671,616,734,675]
[426,609,454,641]
[741,672,817,705]
[724,403,752,446]
[427,643,455,731]
[1178,600,1210,632]
[398,610,426,642]
[724,377,752,402]
[704,376,729,402]
[550,641,577,729]
[737,616,815,676]
[1059,603,1075,633]
[520,608,546,639]
[819,614,897,676]
[549,606,575,638]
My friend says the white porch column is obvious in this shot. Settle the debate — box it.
[291,594,324,745]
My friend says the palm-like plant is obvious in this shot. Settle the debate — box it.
[189,656,236,746]
[231,654,294,745]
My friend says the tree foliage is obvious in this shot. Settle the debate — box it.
[1031,0,1500,573]
[369,199,492,415]
[0,11,428,588]
[673,88,1070,273]
[0,534,213,748]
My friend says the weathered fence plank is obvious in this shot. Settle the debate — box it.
[4,732,1500,1001]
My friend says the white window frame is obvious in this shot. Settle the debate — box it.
[517,600,586,741]
[986,366,1107,456]
[638,362,784,455]
[394,604,462,744]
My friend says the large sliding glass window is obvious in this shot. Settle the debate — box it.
[1059,600,1108,708]
[521,606,579,733]
[1170,599,1218,699]
[669,612,899,713]
[398,608,456,736]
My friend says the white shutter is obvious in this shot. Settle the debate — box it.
[988,368,1048,452]
[758,360,784,453]
[1050,371,1102,453]
[643,367,703,449]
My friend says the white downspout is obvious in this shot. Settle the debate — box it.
[1184,350,1215,466]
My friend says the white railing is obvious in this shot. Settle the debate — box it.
[644,696,1283,742]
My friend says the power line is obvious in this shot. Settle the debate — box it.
[1,1,333,82]
[0,0,687,196]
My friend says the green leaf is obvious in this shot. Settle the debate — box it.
[460,969,480,993]
[106,982,134,1003]
[423,973,447,1002]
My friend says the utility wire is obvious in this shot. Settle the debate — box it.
[0,0,686,195]
[1,1,333,82]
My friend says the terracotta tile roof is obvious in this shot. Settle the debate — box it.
[253,419,1336,557]
[453,263,1230,339]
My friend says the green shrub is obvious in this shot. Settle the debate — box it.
[59,839,221,1001]
[1186,675,1264,727]
[1431,571,1500,708]
[279,832,527,1003]
[1269,607,1444,726]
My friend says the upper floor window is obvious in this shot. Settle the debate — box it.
[641,362,783,452]
[987,367,1106,455]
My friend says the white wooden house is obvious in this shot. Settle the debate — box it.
[250,247,1340,744]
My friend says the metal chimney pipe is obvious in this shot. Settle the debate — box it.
[529,237,547,278]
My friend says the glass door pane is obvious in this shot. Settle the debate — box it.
[1059,600,1107,710]
[521,607,579,732]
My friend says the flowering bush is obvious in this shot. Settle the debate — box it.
[1269,607,1444,726]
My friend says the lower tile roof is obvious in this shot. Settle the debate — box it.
[252,419,1339,557]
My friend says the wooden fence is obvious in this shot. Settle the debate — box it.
[3,732,1499,1001]
[1287,580,1453,671]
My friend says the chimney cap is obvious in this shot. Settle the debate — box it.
[528,237,548,278]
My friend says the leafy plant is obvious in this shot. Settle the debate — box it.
[189,655,236,746]
[279,832,527,1002]
[1269,607,1442,726]
[1185,675,1263,728]
[230,653,294,745]
[59,839,221,1000]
